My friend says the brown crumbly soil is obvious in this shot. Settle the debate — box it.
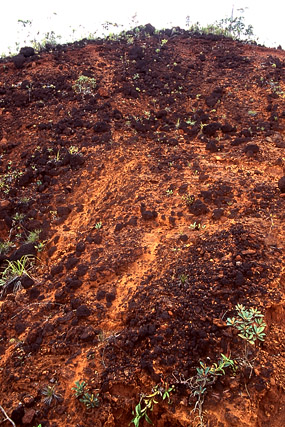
[0,28,284,426]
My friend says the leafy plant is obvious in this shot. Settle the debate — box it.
[42,385,61,406]
[130,382,174,426]
[175,354,234,427]
[73,75,96,96]
[226,303,266,363]
[72,380,87,398]
[26,229,41,243]
[95,222,102,230]
[79,392,100,409]
[226,304,266,345]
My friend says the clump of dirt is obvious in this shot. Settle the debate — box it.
[0,26,284,427]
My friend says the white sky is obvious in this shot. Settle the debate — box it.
[1,0,285,55]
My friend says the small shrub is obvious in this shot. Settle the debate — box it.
[130,382,174,426]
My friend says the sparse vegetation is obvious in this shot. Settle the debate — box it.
[73,75,97,96]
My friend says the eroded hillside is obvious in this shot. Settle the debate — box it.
[0,27,284,426]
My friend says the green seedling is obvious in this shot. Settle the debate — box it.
[95,222,102,230]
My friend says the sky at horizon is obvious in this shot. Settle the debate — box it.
[1,0,285,55]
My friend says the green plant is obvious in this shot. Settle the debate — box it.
[73,75,96,96]
[41,385,61,406]
[182,194,195,206]
[95,222,102,230]
[130,382,174,426]
[175,354,234,427]
[79,392,100,409]
[72,381,87,398]
[189,222,206,230]
[226,304,266,361]
[166,189,173,196]
[26,229,41,243]
[179,274,188,285]
[68,146,79,154]
[0,255,34,287]
[0,241,14,255]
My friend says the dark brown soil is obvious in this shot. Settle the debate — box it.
[0,28,284,427]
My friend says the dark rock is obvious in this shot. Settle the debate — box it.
[96,289,106,300]
[18,170,34,186]
[20,47,35,57]
[55,288,67,303]
[206,140,218,152]
[80,326,95,341]
[76,241,86,253]
[76,305,91,318]
[278,176,285,193]
[28,287,40,300]
[114,223,124,232]
[65,257,79,271]
[128,216,138,226]
[140,204,158,220]
[57,206,71,217]
[9,243,37,261]
[22,408,36,424]
[93,121,111,133]
[65,277,82,290]
[244,144,259,154]
[21,274,34,289]
[221,123,236,133]
[188,199,208,215]
[15,321,27,334]
[70,154,85,168]
[235,271,245,286]
[92,232,102,244]
[205,87,223,108]
[144,23,155,35]
[141,210,158,220]
[106,292,116,303]
[178,183,188,195]
[11,405,25,423]
[179,234,188,242]
[51,264,64,276]
[212,208,224,220]
[129,46,144,60]
[76,264,88,277]
[202,122,221,136]
[12,54,26,69]
[71,298,82,309]
[25,327,43,350]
